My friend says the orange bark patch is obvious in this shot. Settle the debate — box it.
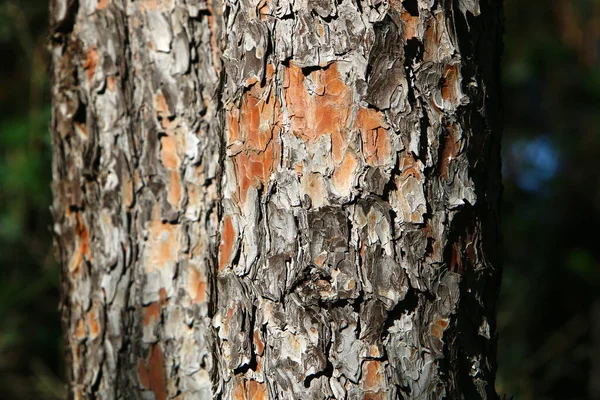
[430,324,443,340]
[314,252,328,267]
[159,287,168,303]
[74,388,84,400]
[243,95,271,152]
[83,48,99,81]
[86,308,100,339]
[75,213,90,258]
[233,378,247,400]
[71,343,81,371]
[332,151,359,197]
[430,318,450,340]
[75,318,86,341]
[314,64,351,137]
[188,267,207,303]
[253,330,265,356]
[68,213,91,276]
[255,356,264,373]
[331,130,346,164]
[143,302,161,327]
[227,110,241,144]
[247,380,267,400]
[401,10,420,39]
[283,62,352,143]
[257,0,270,20]
[218,215,236,271]
[167,170,183,210]
[368,345,382,358]
[355,107,391,166]
[97,0,110,10]
[160,135,180,170]
[440,124,460,179]
[361,135,383,166]
[138,344,168,400]
[441,65,461,106]
[107,76,116,91]
[148,344,168,400]
[363,360,385,391]
[236,143,277,199]
[145,220,181,273]
[140,0,158,11]
[354,106,388,132]
[399,152,424,180]
[295,163,304,177]
[138,359,151,389]
[227,68,281,204]
[437,319,449,330]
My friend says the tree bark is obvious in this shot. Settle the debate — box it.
[49,0,502,398]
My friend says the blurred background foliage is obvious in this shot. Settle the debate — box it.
[499,0,600,399]
[0,0,598,398]
[0,0,65,398]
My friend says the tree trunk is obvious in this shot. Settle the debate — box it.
[49,0,502,398]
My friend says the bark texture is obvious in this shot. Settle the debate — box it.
[50,0,502,398]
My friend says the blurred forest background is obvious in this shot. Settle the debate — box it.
[0,0,598,398]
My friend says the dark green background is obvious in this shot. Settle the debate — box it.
[0,0,597,398]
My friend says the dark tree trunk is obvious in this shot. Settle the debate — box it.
[49,0,503,398]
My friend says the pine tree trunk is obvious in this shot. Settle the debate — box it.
[49,0,503,398]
